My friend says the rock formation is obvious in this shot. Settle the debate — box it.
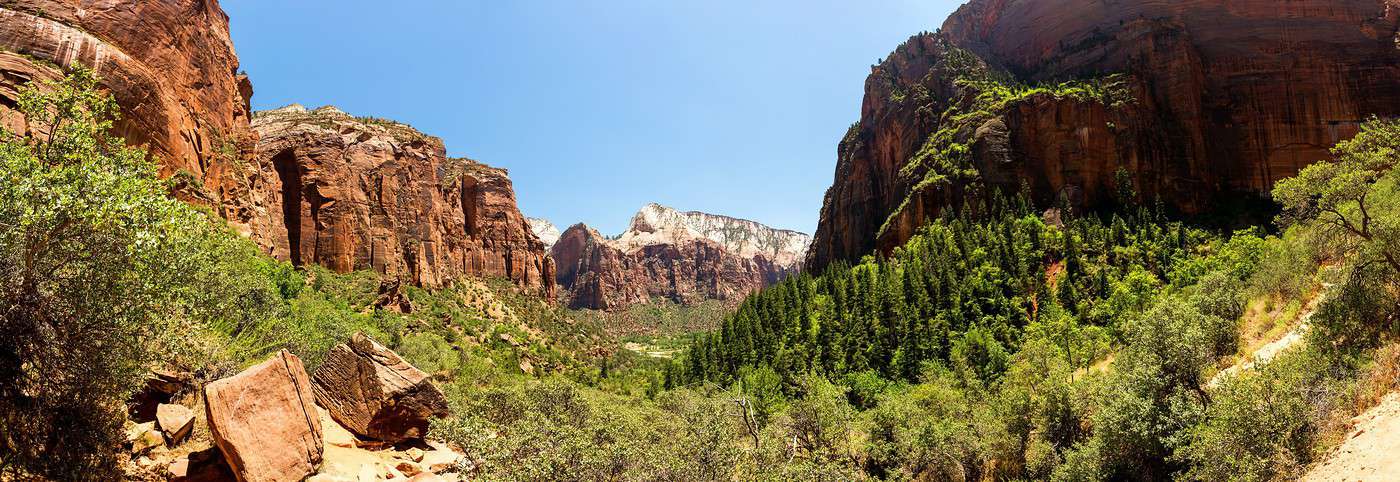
[205,350,323,482]
[806,0,1400,271]
[0,1,555,295]
[311,333,450,444]
[550,204,809,310]
[529,217,562,250]
[0,0,255,206]
[240,105,555,293]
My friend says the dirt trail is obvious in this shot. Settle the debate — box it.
[1303,392,1400,482]
[1209,284,1331,387]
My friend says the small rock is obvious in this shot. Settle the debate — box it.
[157,403,196,444]
[405,447,425,462]
[127,421,164,454]
[396,461,422,477]
[127,369,193,422]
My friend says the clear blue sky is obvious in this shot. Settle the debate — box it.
[225,1,962,235]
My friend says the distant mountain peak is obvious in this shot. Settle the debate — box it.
[528,217,561,250]
[615,203,810,267]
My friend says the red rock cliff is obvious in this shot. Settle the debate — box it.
[245,105,555,295]
[807,0,1400,271]
[0,1,555,295]
[0,0,255,201]
[549,204,808,311]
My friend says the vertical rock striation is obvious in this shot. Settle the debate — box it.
[807,0,1400,271]
[0,1,556,295]
[244,105,555,294]
[0,0,256,207]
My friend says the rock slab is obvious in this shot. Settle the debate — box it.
[156,403,195,445]
[312,333,451,443]
[205,350,323,482]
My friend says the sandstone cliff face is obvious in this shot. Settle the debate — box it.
[0,0,255,203]
[549,204,808,310]
[0,1,555,295]
[807,0,1400,271]
[244,105,555,294]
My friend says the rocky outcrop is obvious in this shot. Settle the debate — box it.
[241,105,555,293]
[205,350,323,482]
[0,0,255,205]
[551,204,809,310]
[0,2,552,295]
[529,217,562,250]
[311,333,450,444]
[806,0,1400,271]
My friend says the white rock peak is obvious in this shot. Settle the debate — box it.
[612,203,810,267]
[528,218,561,250]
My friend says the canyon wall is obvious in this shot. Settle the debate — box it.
[0,0,255,206]
[245,106,555,293]
[0,0,554,294]
[807,0,1400,271]
[548,204,808,310]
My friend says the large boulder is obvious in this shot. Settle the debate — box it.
[312,333,451,443]
[205,350,323,482]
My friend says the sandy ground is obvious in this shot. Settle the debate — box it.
[1303,392,1400,482]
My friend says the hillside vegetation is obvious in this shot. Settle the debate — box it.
[3,71,1400,481]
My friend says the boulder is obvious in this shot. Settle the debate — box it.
[205,350,323,482]
[157,403,196,444]
[126,421,164,454]
[127,369,193,422]
[169,448,237,482]
[312,333,451,443]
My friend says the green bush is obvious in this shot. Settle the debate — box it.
[1179,349,1321,482]
[0,69,260,479]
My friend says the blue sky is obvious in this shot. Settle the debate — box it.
[225,1,963,235]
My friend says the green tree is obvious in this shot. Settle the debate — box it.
[1273,118,1400,274]
[0,69,243,479]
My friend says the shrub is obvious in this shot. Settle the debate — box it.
[1179,349,1320,482]
[0,69,250,479]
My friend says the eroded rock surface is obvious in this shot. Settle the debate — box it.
[807,0,1400,271]
[0,0,255,206]
[551,204,808,310]
[205,350,323,482]
[243,105,555,293]
[311,332,451,443]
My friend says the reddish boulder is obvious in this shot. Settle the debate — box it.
[156,403,195,445]
[311,333,451,443]
[205,350,323,482]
